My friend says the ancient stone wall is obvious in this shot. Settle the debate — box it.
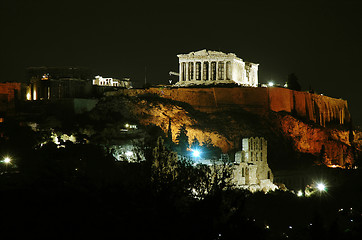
[0,82,23,113]
[268,88,350,126]
[0,82,22,102]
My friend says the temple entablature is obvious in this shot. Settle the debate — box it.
[175,49,258,87]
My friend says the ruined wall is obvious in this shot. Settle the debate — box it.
[0,82,22,102]
[268,88,350,126]
[113,87,350,127]
[0,82,23,113]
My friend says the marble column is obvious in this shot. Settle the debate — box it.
[215,61,219,80]
[186,62,189,81]
[193,61,196,80]
[200,61,204,81]
[223,61,226,80]
[208,61,211,80]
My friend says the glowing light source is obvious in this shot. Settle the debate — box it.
[192,149,200,158]
[317,183,326,192]
[268,81,274,87]
[297,190,303,197]
[125,151,133,157]
[3,157,11,164]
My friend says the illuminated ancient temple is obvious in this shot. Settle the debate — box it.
[176,49,258,87]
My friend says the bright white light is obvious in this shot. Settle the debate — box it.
[3,157,11,164]
[297,190,303,197]
[125,151,133,157]
[125,124,129,128]
[192,150,200,158]
[317,183,326,191]
[268,82,274,87]
[4,157,11,164]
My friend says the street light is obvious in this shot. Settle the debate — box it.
[268,81,274,87]
[2,156,11,173]
[316,183,326,192]
[192,149,200,158]
[3,157,11,164]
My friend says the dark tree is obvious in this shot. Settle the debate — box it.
[202,138,222,160]
[165,118,174,150]
[175,124,189,155]
[190,137,200,149]
[286,73,301,91]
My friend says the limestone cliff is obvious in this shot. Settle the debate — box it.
[95,92,359,169]
[275,114,355,167]
[111,87,350,127]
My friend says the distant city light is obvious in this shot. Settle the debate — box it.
[125,151,133,157]
[297,190,303,197]
[3,157,11,164]
[268,81,274,87]
[192,149,200,158]
[317,183,326,191]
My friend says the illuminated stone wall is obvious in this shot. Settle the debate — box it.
[0,82,22,102]
[114,87,350,127]
[0,82,24,113]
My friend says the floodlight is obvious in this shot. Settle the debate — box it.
[192,150,200,158]
[3,157,11,164]
[317,183,326,191]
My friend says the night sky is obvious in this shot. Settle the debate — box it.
[1,0,362,126]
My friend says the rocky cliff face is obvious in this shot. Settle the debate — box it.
[95,93,359,169]
[275,114,355,167]
[112,87,351,127]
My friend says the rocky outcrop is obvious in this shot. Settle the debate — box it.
[276,114,354,167]
[100,82,360,170]
[112,86,350,127]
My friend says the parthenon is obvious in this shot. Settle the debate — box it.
[175,49,258,87]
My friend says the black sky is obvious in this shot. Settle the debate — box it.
[1,0,362,126]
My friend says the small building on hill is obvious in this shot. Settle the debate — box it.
[93,75,132,89]
[176,49,258,87]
